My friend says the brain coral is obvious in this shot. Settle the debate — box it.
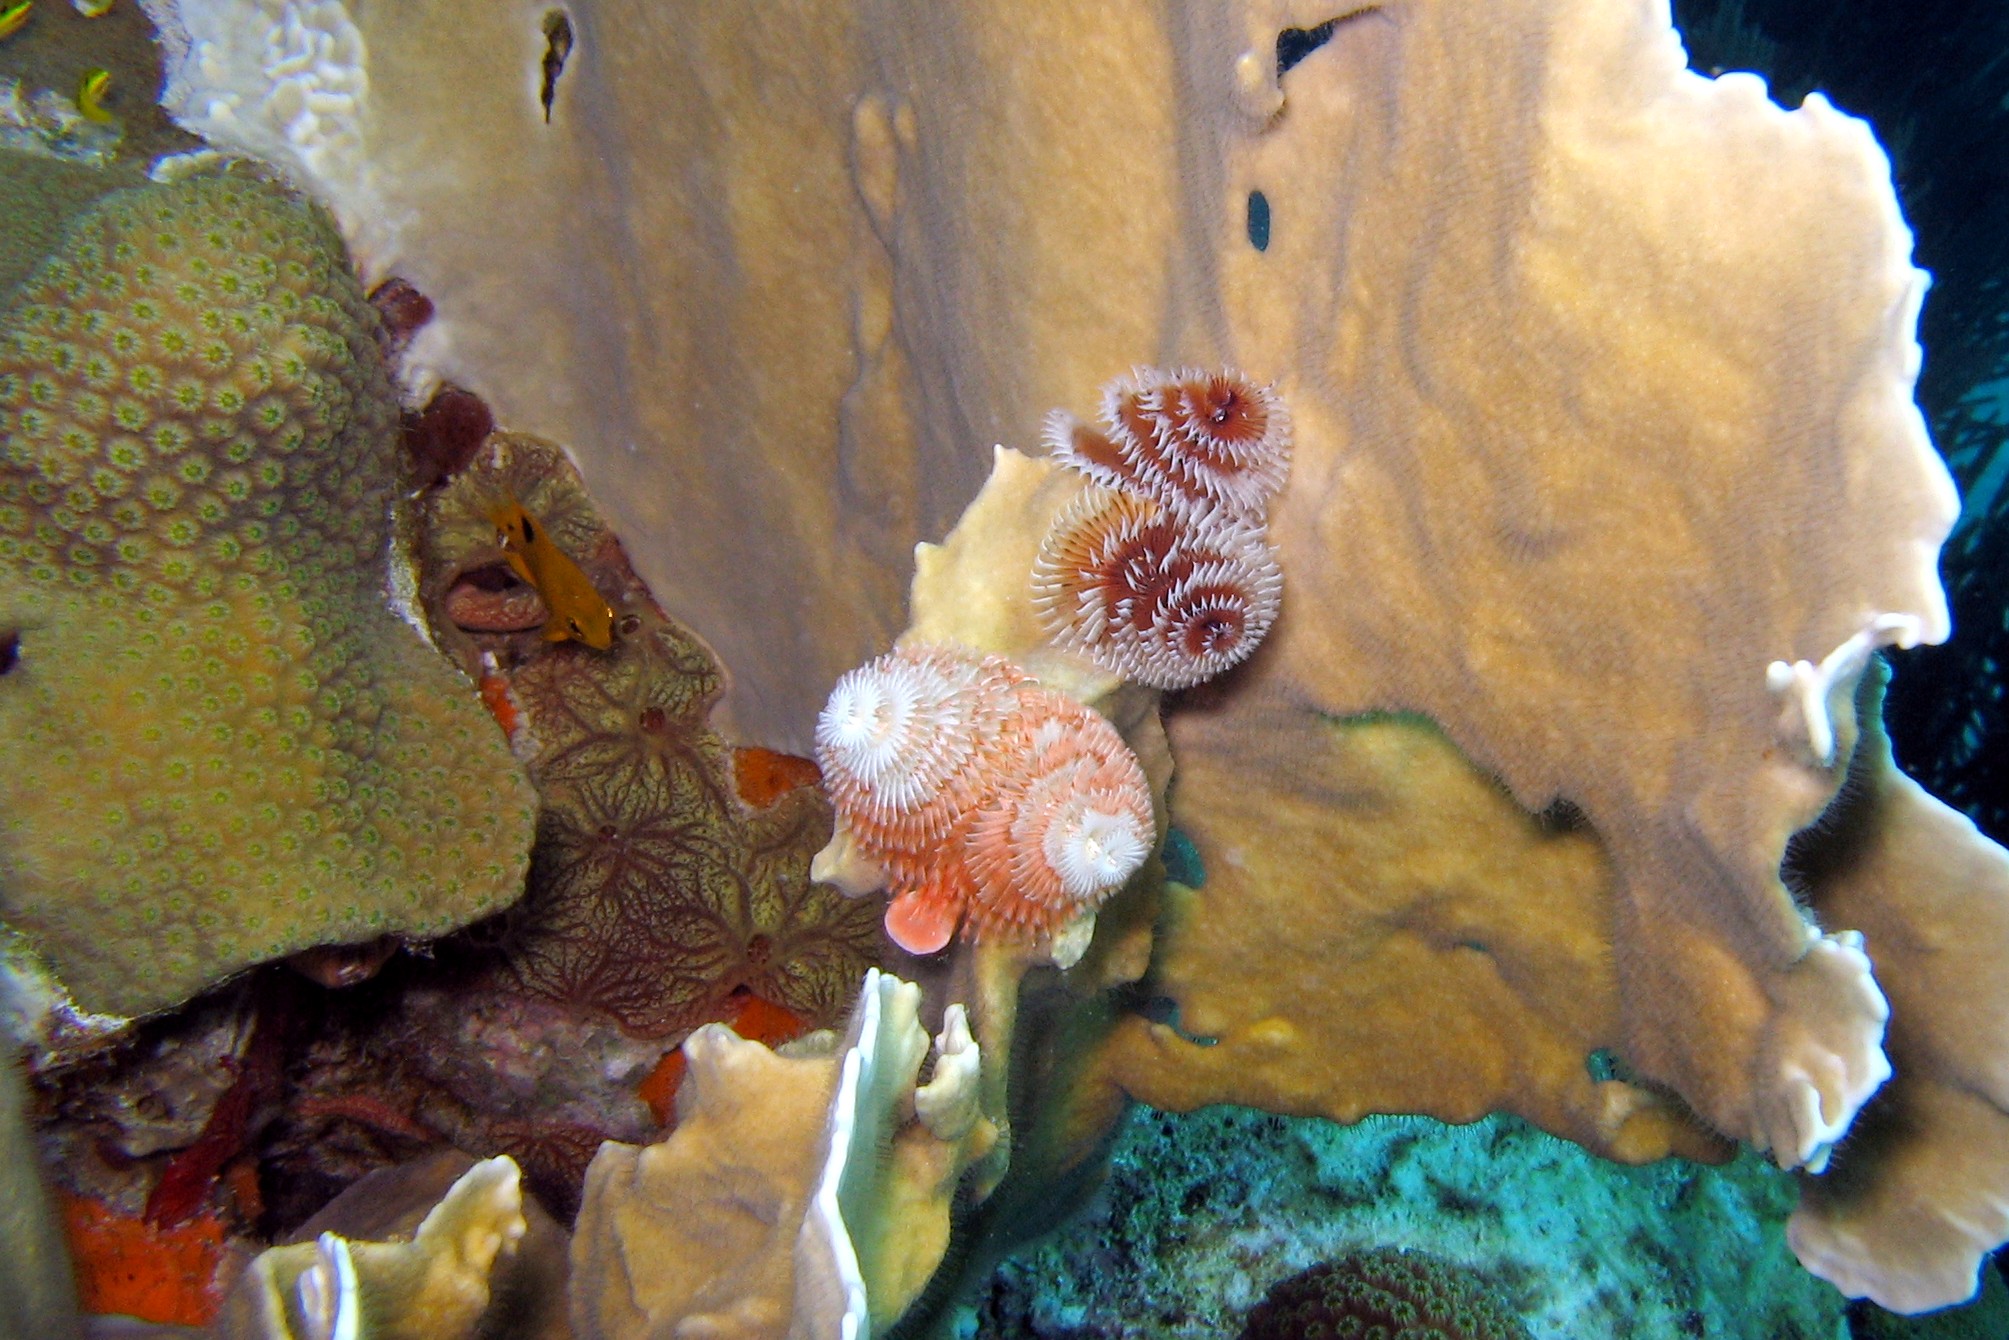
[0,172,538,1019]
[1240,1249,1530,1340]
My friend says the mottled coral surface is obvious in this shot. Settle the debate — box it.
[420,433,886,1037]
[0,173,536,1018]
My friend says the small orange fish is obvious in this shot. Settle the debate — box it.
[488,498,614,649]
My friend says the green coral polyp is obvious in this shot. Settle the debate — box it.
[0,174,539,1019]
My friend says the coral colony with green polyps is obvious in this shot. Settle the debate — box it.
[1,1,2007,1338]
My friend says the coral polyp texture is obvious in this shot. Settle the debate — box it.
[1034,368,1288,690]
[419,433,886,1037]
[815,644,1153,955]
[0,172,536,1019]
[1238,1248,1529,1340]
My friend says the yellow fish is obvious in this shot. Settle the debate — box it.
[77,68,113,122]
[488,499,615,650]
[0,3,32,40]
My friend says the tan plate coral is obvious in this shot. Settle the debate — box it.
[570,968,993,1339]
[222,1153,538,1340]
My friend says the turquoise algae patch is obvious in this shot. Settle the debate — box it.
[972,1106,1849,1339]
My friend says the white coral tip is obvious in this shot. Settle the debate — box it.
[915,1003,983,1141]
[1767,614,1926,768]
[298,1233,359,1340]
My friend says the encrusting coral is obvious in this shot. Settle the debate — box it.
[0,171,536,1020]
[419,432,886,1037]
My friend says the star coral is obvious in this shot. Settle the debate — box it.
[1239,1249,1529,1340]
[0,171,536,1019]
[419,433,885,1037]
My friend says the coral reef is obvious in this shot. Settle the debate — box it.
[36,0,2009,1325]
[418,432,886,1038]
[1239,1249,1530,1340]
[204,25,2009,1305]
[0,172,535,1019]
[17,421,894,1324]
